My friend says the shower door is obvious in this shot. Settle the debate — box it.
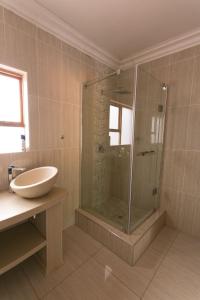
[130,66,166,231]
[81,69,134,232]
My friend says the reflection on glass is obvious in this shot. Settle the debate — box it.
[151,116,164,144]
[121,107,132,145]
[109,105,119,129]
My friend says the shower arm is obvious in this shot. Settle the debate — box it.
[84,69,121,87]
[137,150,155,156]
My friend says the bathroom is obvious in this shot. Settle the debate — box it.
[0,0,200,299]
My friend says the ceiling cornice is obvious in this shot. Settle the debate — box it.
[121,28,200,69]
[0,0,120,68]
[1,0,200,70]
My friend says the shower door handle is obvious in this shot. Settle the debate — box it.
[137,150,155,156]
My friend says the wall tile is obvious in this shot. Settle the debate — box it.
[37,28,61,49]
[161,188,186,229]
[169,47,195,64]
[165,106,189,150]
[39,98,62,149]
[191,56,200,104]
[0,5,3,21]
[4,8,36,37]
[61,56,81,104]
[4,25,37,95]
[28,95,40,150]
[0,153,12,190]
[62,41,81,62]
[0,22,5,63]
[37,41,62,101]
[150,55,171,69]
[11,151,40,170]
[168,59,194,106]
[186,105,200,150]
[162,150,185,190]
[183,151,200,197]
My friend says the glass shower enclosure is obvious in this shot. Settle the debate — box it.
[81,65,167,234]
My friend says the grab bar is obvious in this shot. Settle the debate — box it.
[137,150,155,156]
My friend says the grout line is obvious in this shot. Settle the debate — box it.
[141,230,180,299]
[38,238,103,299]
[93,247,142,299]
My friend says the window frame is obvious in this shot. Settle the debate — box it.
[0,68,24,128]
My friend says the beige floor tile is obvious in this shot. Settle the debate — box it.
[94,246,163,297]
[143,256,200,300]
[149,226,178,253]
[22,228,98,298]
[44,258,139,300]
[166,232,200,276]
[93,227,177,297]
[0,266,37,300]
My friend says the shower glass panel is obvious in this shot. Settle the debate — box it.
[129,66,166,231]
[81,70,134,231]
[81,65,166,234]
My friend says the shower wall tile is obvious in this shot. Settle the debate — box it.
[149,65,170,85]
[150,55,171,69]
[162,150,186,191]
[168,59,194,107]
[169,47,195,64]
[0,5,106,228]
[182,151,200,197]
[161,188,200,237]
[165,106,189,150]
[186,105,200,150]
[146,44,200,238]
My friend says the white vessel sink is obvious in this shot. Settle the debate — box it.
[10,166,58,199]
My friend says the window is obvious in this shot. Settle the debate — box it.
[0,66,29,153]
[109,102,132,146]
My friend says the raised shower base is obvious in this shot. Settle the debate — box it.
[76,208,165,265]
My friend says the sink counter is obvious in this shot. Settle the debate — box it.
[0,187,66,275]
[0,187,66,231]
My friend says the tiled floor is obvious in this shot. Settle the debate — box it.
[1,225,200,299]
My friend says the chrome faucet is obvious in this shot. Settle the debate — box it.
[8,165,26,192]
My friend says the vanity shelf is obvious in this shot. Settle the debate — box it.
[0,187,65,275]
[0,222,46,275]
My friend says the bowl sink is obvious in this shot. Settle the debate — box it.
[10,166,58,198]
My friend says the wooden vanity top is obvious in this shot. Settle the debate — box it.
[0,187,66,231]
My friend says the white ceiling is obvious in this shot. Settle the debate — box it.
[35,0,200,60]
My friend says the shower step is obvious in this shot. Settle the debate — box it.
[75,208,165,265]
